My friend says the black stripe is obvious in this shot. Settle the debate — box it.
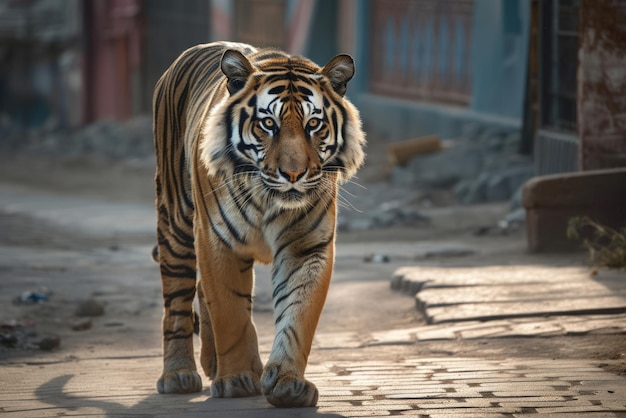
[209,179,247,245]
[254,51,288,62]
[326,111,339,155]
[274,283,306,309]
[232,289,252,302]
[157,230,195,260]
[284,325,300,347]
[164,287,196,308]
[236,182,263,215]
[275,301,302,324]
[207,210,233,249]
[226,179,257,228]
[160,261,197,279]
[164,330,194,341]
[273,199,330,259]
[238,108,250,142]
[272,264,303,299]
[299,236,333,257]
[297,85,313,96]
[197,179,233,249]
[275,209,310,239]
[169,310,193,317]
[264,207,286,226]
[179,151,194,210]
[157,213,195,250]
[239,257,254,273]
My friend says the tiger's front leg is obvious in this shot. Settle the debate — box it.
[262,222,335,408]
[194,219,264,399]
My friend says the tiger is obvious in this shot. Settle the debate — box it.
[152,41,365,408]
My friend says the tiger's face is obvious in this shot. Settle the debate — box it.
[201,50,365,210]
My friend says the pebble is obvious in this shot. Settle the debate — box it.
[419,248,476,259]
[72,318,92,331]
[364,253,391,263]
[75,299,105,317]
[37,335,61,351]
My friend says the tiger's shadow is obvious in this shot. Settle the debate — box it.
[36,375,346,417]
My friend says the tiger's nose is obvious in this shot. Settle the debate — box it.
[278,168,306,183]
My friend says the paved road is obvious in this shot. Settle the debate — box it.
[1,182,625,417]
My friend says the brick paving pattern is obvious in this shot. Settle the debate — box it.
[1,356,625,416]
[310,358,626,417]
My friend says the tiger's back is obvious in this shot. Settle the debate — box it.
[153,42,365,407]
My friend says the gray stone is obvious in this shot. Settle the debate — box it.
[509,184,524,211]
[480,165,535,204]
[75,299,105,317]
[403,142,484,189]
[460,123,484,142]
[485,134,505,153]
[501,131,522,154]
[486,173,511,202]
[363,253,391,263]
[453,180,472,204]
[71,318,93,331]
[5,116,155,160]
[500,207,526,229]
[369,205,429,228]
[37,335,61,351]
[420,248,475,259]
[482,153,532,174]
[462,173,489,204]
[476,127,505,148]
[390,166,416,188]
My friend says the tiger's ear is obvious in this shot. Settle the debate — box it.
[321,54,355,97]
[221,49,254,95]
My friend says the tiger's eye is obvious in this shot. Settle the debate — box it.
[261,118,275,130]
[307,118,322,130]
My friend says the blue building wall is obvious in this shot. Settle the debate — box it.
[347,0,530,141]
[471,0,530,120]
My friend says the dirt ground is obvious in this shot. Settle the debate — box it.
[0,154,624,378]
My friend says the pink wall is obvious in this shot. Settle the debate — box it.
[83,0,143,123]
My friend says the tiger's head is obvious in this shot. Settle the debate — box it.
[200,48,366,210]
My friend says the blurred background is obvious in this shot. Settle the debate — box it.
[0,0,624,251]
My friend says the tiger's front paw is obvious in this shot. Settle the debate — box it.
[262,364,318,408]
[157,369,203,394]
[210,372,262,398]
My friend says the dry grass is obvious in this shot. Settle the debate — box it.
[567,216,626,269]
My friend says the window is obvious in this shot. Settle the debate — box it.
[540,0,579,132]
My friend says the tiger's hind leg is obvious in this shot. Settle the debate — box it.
[155,205,203,394]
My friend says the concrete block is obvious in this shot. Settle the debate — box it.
[522,168,626,252]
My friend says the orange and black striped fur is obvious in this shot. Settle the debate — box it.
[153,42,365,407]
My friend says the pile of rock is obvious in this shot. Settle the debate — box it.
[1,116,154,160]
[390,124,534,206]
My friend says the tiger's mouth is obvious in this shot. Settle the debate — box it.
[274,189,311,210]
[263,185,313,209]
[282,189,305,200]
[264,186,306,200]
